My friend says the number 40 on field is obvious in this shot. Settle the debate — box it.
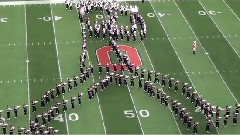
[54,113,79,122]
[147,13,171,18]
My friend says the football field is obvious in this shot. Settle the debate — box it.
[1,0,240,134]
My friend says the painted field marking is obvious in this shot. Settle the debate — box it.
[50,4,70,135]
[76,8,107,135]
[1,33,240,47]
[24,4,31,123]
[197,0,239,103]
[102,6,144,134]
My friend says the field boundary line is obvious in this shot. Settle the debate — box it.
[197,0,239,103]
[173,1,238,103]
[0,0,143,6]
[50,4,70,135]
[75,8,107,135]
[24,5,31,123]
[0,0,194,6]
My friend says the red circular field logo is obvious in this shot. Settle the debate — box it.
[96,45,142,71]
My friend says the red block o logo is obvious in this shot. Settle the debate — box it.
[96,45,142,71]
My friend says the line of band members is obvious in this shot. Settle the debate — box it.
[3,65,239,134]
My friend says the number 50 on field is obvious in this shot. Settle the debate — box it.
[124,110,150,118]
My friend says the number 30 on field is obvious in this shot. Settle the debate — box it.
[54,113,79,122]
[124,110,150,118]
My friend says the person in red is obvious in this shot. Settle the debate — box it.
[192,41,197,55]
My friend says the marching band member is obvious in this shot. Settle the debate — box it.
[192,41,197,55]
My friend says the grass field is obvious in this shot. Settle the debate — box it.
[1,0,240,134]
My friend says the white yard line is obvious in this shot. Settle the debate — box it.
[103,7,145,134]
[50,4,70,135]
[173,0,238,104]
[172,1,231,133]
[137,3,182,134]
[23,5,31,123]
[75,9,107,135]
[125,84,145,135]
[149,1,220,133]
[222,0,240,23]
[198,0,240,65]
[198,0,239,103]
[139,39,182,135]
[86,43,107,135]
[104,5,145,134]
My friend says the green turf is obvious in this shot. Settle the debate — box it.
[150,0,236,107]
[26,4,68,134]
[0,5,29,130]
[51,4,105,134]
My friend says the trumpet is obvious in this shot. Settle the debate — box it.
[54,130,59,133]
[33,101,38,104]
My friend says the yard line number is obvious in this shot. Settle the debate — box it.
[147,13,171,18]
[37,16,62,21]
[54,113,79,122]
[0,18,8,23]
[198,10,222,16]
[124,110,150,118]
